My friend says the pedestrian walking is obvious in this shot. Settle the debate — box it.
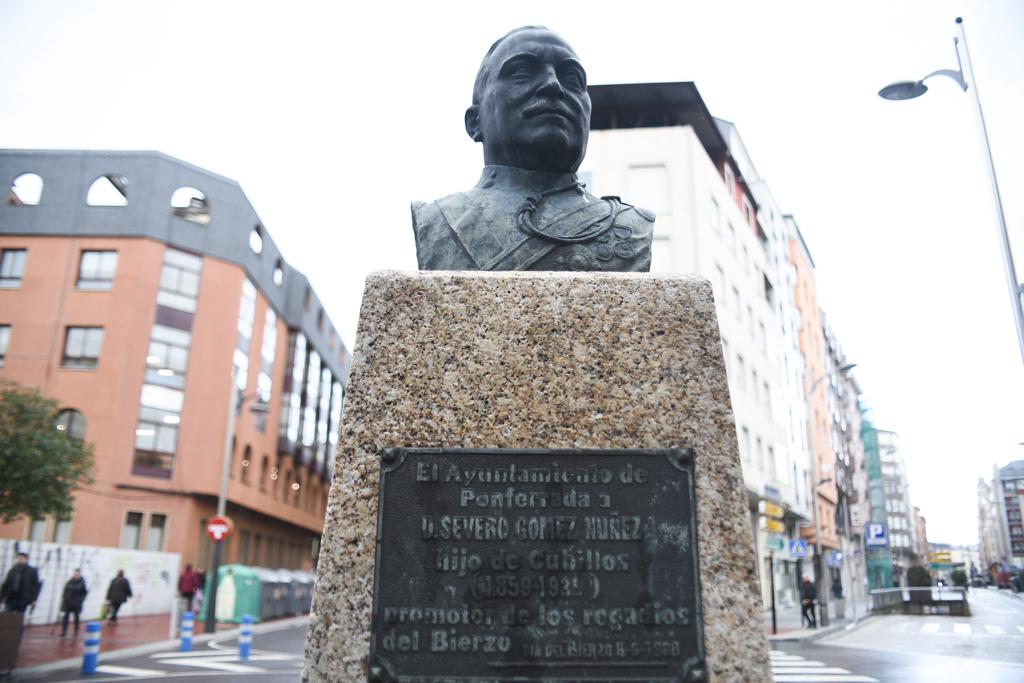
[800,577,818,629]
[193,566,207,613]
[0,552,40,614]
[105,570,132,623]
[177,565,200,610]
[59,569,88,638]
[0,552,41,672]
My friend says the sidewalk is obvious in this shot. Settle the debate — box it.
[12,613,266,671]
[764,595,871,641]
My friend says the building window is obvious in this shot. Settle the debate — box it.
[86,174,128,207]
[146,325,191,388]
[76,250,119,290]
[724,165,735,194]
[146,513,167,551]
[742,197,754,226]
[55,408,86,443]
[727,222,737,254]
[240,445,252,484]
[121,511,144,549]
[710,196,720,233]
[233,280,257,391]
[0,325,9,366]
[740,426,750,461]
[170,187,210,225]
[257,309,277,403]
[61,326,104,369]
[260,455,270,492]
[8,173,43,206]
[273,260,284,287]
[731,286,741,319]
[0,249,27,288]
[157,248,203,313]
[52,516,71,544]
[650,236,673,273]
[28,517,47,543]
[736,355,746,389]
[133,421,179,477]
[625,165,670,215]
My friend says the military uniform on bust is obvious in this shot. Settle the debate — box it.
[413,165,654,272]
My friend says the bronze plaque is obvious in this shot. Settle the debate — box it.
[369,448,705,682]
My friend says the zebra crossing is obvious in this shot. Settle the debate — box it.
[770,650,878,682]
[887,621,1024,637]
[89,648,302,677]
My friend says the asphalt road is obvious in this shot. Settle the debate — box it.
[16,589,1024,682]
[15,620,307,683]
[819,586,1024,665]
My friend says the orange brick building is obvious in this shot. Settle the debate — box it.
[788,219,840,557]
[1,150,348,571]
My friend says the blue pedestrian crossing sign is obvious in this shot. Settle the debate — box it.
[788,539,807,558]
[865,522,889,548]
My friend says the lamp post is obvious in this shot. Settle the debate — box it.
[804,362,856,627]
[204,384,268,634]
[808,474,833,626]
[879,17,1024,370]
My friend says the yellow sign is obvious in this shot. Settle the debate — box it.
[759,517,785,534]
[928,551,952,563]
[758,501,784,519]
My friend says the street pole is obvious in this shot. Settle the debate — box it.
[954,18,1024,369]
[769,551,777,634]
[205,381,239,634]
[844,495,858,622]
[807,470,829,627]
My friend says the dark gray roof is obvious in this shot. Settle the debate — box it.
[999,460,1024,480]
[0,149,349,380]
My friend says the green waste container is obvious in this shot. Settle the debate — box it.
[201,564,263,624]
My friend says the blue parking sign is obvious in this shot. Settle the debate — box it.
[789,539,807,558]
[865,522,889,548]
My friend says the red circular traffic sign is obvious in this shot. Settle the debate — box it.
[205,515,233,542]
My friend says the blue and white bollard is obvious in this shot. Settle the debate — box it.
[81,621,101,675]
[180,611,194,652]
[239,615,253,661]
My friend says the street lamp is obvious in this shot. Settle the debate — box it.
[204,386,269,634]
[808,363,857,395]
[879,17,1024,370]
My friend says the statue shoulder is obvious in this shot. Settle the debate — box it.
[410,194,477,270]
[604,196,656,233]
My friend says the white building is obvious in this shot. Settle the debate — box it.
[582,82,810,607]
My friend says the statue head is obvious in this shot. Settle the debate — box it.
[465,27,591,173]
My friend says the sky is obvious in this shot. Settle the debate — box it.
[1,0,1022,546]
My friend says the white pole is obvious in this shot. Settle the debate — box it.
[954,17,1024,368]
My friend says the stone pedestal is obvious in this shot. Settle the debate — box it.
[303,271,770,682]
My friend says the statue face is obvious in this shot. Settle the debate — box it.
[469,29,591,173]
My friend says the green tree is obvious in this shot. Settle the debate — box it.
[0,381,94,523]
[952,569,968,588]
[907,565,932,587]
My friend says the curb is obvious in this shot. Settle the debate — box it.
[11,615,311,680]
[769,614,875,643]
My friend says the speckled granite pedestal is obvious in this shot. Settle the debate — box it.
[303,271,770,682]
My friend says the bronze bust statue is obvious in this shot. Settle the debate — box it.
[412,26,654,271]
